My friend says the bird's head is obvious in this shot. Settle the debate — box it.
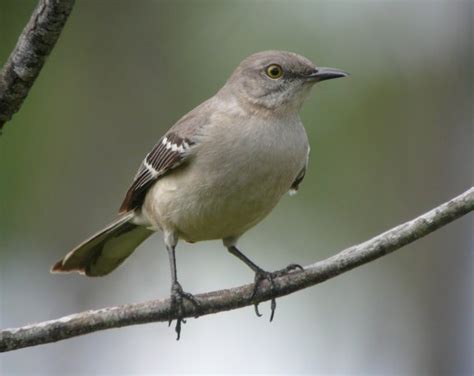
[221,50,348,114]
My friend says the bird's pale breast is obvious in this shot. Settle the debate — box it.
[142,114,308,242]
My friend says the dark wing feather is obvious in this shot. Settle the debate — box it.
[289,147,310,195]
[289,166,306,194]
[119,132,194,212]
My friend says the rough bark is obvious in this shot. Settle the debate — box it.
[0,0,75,130]
[1,187,472,352]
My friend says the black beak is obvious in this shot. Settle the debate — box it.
[306,67,349,82]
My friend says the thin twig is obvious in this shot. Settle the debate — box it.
[0,0,75,130]
[1,187,472,353]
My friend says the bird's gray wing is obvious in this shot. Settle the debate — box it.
[290,166,306,194]
[289,147,310,195]
[119,132,194,212]
[119,98,214,213]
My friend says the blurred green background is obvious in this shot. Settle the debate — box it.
[1,0,472,374]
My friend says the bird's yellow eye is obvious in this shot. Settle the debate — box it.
[265,64,283,79]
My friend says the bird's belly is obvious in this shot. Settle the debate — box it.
[142,157,300,242]
[142,116,308,242]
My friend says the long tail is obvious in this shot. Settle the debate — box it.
[51,212,154,277]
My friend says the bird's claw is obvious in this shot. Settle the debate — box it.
[251,263,304,322]
[169,282,200,340]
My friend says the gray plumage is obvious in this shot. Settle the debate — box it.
[51,50,347,332]
[51,212,153,276]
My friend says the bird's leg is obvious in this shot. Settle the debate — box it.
[165,234,200,340]
[226,245,303,321]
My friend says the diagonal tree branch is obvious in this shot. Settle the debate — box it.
[1,187,472,353]
[0,0,75,131]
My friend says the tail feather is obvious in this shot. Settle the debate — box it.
[51,213,153,277]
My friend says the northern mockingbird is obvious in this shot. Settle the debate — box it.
[52,50,347,338]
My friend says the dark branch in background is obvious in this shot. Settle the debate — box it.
[0,0,75,131]
[1,187,472,353]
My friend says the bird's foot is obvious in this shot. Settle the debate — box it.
[169,281,200,340]
[251,263,304,322]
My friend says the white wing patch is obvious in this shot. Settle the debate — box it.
[143,159,159,177]
[120,132,194,212]
[162,136,189,153]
